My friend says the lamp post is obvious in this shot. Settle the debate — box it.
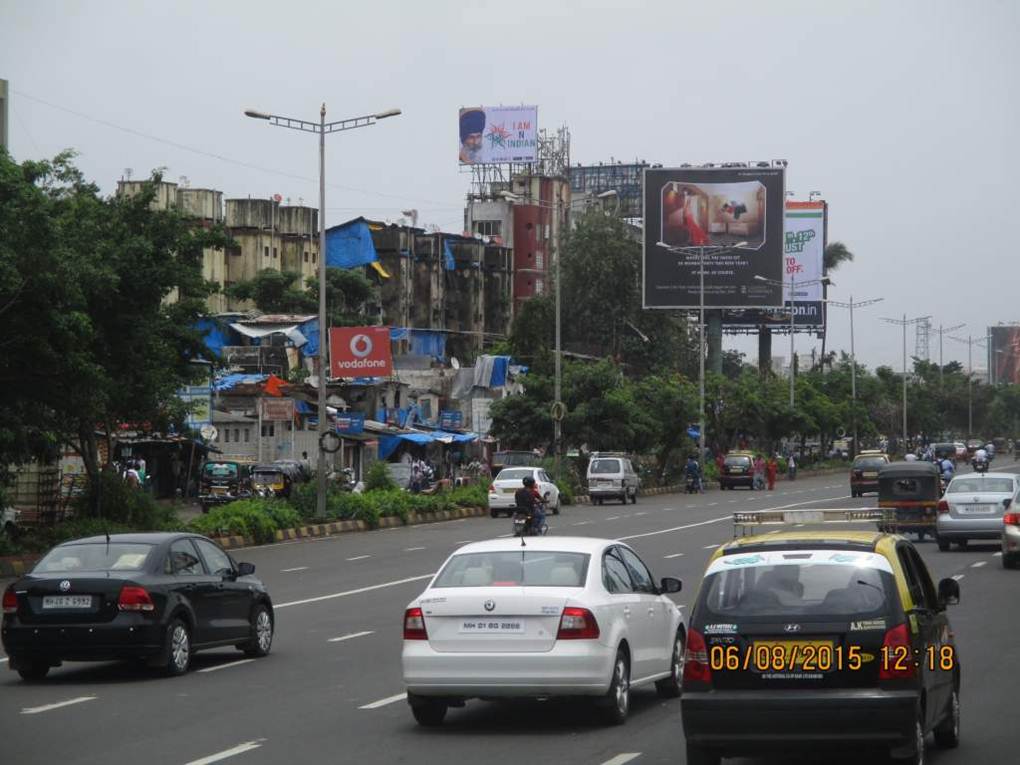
[930,323,965,387]
[753,273,831,407]
[880,314,931,451]
[948,334,985,437]
[244,104,400,519]
[827,296,883,457]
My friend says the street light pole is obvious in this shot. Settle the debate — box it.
[245,103,400,520]
[828,296,883,457]
[554,192,562,479]
[948,334,985,437]
[789,270,795,407]
[880,313,930,451]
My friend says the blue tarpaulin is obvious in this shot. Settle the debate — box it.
[294,400,314,414]
[443,240,456,271]
[195,318,231,358]
[213,373,268,392]
[432,430,478,444]
[300,319,320,357]
[389,327,447,360]
[325,220,379,269]
[377,432,435,460]
[490,356,509,388]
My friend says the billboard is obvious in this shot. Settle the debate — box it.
[458,105,538,165]
[722,200,826,329]
[643,166,786,308]
[329,326,393,378]
[259,398,295,422]
[990,325,1020,385]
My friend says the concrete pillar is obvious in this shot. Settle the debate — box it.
[758,326,772,377]
[707,310,723,375]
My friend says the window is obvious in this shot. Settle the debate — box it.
[273,247,278,259]
[432,551,589,588]
[590,459,622,474]
[948,477,1014,493]
[539,470,552,483]
[168,540,204,576]
[244,429,250,443]
[194,539,234,577]
[261,423,275,437]
[496,468,537,482]
[618,547,657,594]
[902,546,937,610]
[203,462,238,478]
[535,252,544,269]
[304,251,309,262]
[602,550,633,594]
[234,428,240,442]
[264,246,269,258]
[224,429,230,443]
[36,543,153,573]
[473,220,502,238]
[312,252,317,264]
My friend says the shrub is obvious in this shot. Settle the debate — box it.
[448,484,487,508]
[364,461,397,492]
[189,500,283,544]
[73,471,176,529]
[555,480,575,506]
[290,482,319,519]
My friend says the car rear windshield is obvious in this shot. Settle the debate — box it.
[853,458,886,469]
[497,468,535,481]
[700,560,894,621]
[254,470,284,481]
[432,551,590,588]
[725,456,751,466]
[589,459,621,474]
[949,477,1014,494]
[203,462,238,477]
[34,543,155,573]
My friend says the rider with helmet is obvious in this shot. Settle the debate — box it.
[513,476,546,534]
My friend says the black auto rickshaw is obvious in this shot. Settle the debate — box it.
[876,461,942,540]
[252,461,305,499]
[198,460,254,513]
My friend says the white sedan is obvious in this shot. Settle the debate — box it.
[401,537,686,726]
[487,467,560,517]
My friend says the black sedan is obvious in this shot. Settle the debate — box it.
[1,532,274,681]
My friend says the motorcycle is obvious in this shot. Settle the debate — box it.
[685,475,700,494]
[972,458,989,474]
[512,503,548,537]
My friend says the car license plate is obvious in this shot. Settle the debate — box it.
[863,471,878,478]
[42,595,92,609]
[729,468,743,474]
[212,486,227,495]
[503,488,516,494]
[459,619,524,634]
[752,640,833,669]
[960,505,994,514]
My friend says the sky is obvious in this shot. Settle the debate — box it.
[2,0,1018,371]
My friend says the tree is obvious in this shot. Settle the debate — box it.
[823,241,854,272]
[226,266,375,327]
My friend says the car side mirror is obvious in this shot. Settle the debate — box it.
[937,577,960,608]
[237,561,256,576]
[660,577,682,594]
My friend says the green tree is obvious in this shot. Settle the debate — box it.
[226,266,375,326]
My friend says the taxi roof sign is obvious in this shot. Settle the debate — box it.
[733,507,887,537]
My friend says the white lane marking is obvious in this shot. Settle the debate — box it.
[497,533,513,538]
[634,512,647,516]
[198,659,255,673]
[663,553,684,559]
[183,740,266,765]
[359,692,407,709]
[703,544,720,550]
[708,502,719,506]
[993,552,1003,557]
[728,500,738,504]
[346,555,371,561]
[456,540,473,544]
[22,696,97,715]
[276,574,435,609]
[952,574,965,581]
[0,657,7,664]
[971,561,987,568]
[403,547,426,552]
[605,516,621,520]
[329,630,375,643]
[600,754,642,765]
[572,521,592,527]
[281,566,308,573]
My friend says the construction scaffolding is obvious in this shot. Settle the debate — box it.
[915,318,932,361]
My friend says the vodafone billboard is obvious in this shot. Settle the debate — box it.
[329,326,393,378]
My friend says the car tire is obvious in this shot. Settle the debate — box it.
[937,537,950,552]
[620,493,628,505]
[241,603,274,658]
[408,694,447,727]
[685,743,721,765]
[934,686,960,749]
[490,508,498,518]
[630,489,637,505]
[163,618,192,676]
[892,708,927,765]
[1003,553,1018,569]
[15,658,50,682]
[957,540,968,550]
[551,502,560,516]
[597,649,630,725]
[655,630,685,699]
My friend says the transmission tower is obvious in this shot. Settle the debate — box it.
[914,317,931,361]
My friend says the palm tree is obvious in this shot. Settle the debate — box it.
[820,242,855,367]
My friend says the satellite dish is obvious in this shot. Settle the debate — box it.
[200,425,218,442]
[451,357,461,370]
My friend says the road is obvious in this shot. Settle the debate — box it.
[2,465,1016,765]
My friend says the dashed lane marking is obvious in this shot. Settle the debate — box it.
[329,630,375,643]
[634,512,647,516]
[600,755,642,765]
[993,552,1003,557]
[456,540,473,544]
[403,547,426,552]
[198,659,255,673]
[0,657,7,664]
[663,553,684,559]
[183,740,267,765]
[605,516,621,521]
[572,521,593,526]
[703,544,720,549]
[971,561,987,568]
[281,566,308,573]
[952,574,965,581]
[359,692,408,710]
[708,502,719,506]
[346,555,371,561]
[497,533,513,538]
[276,574,435,609]
[22,696,97,715]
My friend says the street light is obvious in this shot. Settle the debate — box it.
[657,240,748,472]
[948,334,986,437]
[754,273,832,407]
[880,314,931,451]
[245,103,401,520]
[931,323,966,386]
[828,296,884,456]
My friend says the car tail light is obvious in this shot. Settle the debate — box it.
[488,484,496,493]
[879,622,916,680]
[403,607,428,640]
[937,499,950,514]
[556,607,600,640]
[1004,512,1020,526]
[2,587,17,615]
[117,585,155,612]
[683,627,712,685]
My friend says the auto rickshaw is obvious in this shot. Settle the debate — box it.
[252,462,303,499]
[876,461,942,540]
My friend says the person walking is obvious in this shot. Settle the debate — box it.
[766,456,778,491]
[753,455,766,491]
[788,453,797,480]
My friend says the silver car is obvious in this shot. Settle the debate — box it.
[936,472,1019,551]
[1003,488,1020,569]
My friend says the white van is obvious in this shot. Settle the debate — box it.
[587,453,640,505]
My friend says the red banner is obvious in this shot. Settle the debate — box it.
[329,326,392,378]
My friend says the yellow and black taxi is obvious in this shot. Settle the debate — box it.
[681,515,960,765]
[850,449,890,497]
[719,451,756,490]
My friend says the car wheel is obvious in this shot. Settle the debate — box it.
[164,618,192,676]
[630,489,637,504]
[685,743,721,765]
[892,709,927,765]
[937,537,950,552]
[490,508,498,518]
[934,686,960,749]
[956,539,968,550]
[552,501,560,516]
[1003,553,1018,569]
[408,694,447,727]
[655,630,685,698]
[597,649,630,725]
[242,603,274,658]
[620,492,628,505]
[15,658,50,682]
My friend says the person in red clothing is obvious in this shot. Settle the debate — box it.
[766,456,778,490]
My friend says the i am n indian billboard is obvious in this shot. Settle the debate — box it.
[458,105,538,165]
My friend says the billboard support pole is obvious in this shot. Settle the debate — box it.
[699,246,706,477]
[789,272,796,407]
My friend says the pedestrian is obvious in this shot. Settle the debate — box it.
[788,453,797,480]
[753,455,766,490]
[766,456,778,490]
[715,452,725,477]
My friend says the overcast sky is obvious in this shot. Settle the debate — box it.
[2,0,1017,370]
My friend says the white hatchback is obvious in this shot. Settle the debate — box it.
[487,467,560,517]
[401,537,686,726]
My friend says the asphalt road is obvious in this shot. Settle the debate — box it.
[2,464,1017,765]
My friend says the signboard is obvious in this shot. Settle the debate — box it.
[336,412,365,434]
[643,166,786,309]
[722,200,827,329]
[329,326,393,378]
[990,325,1020,385]
[439,410,463,430]
[471,399,493,436]
[260,398,295,421]
[458,105,538,165]
[178,386,212,429]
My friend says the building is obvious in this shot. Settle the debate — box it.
[569,159,652,219]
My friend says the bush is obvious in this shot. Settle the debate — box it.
[448,484,487,508]
[364,461,397,492]
[73,471,177,529]
[188,499,294,544]
[290,481,319,520]
[555,480,575,506]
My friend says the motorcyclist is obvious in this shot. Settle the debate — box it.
[685,455,703,493]
[972,446,989,472]
[513,476,545,534]
[939,456,955,486]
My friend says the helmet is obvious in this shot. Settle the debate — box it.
[522,476,536,487]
